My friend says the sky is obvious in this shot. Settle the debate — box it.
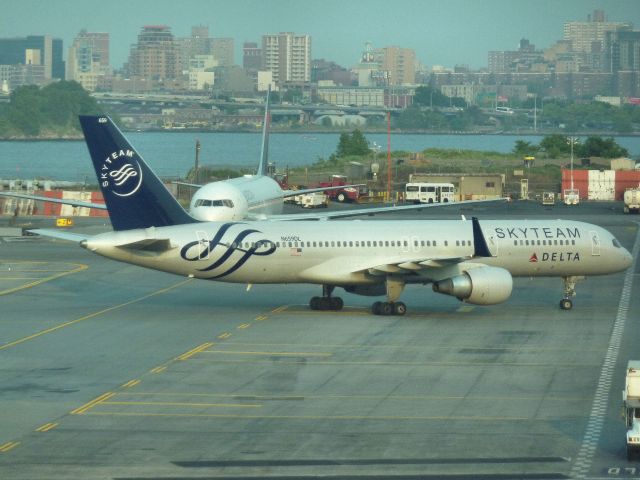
[2,0,640,70]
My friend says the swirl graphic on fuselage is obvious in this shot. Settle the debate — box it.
[110,164,138,186]
[179,222,276,279]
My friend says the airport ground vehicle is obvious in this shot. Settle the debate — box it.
[405,182,456,204]
[317,175,367,203]
[291,192,328,208]
[624,361,640,460]
[624,187,640,214]
[542,192,555,205]
[563,189,580,206]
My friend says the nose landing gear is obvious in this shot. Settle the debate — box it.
[560,275,584,310]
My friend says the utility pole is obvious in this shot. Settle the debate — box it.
[195,139,201,184]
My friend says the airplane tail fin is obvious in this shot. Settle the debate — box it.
[79,115,197,231]
[472,217,493,257]
[257,85,271,176]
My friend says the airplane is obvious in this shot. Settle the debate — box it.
[29,115,633,316]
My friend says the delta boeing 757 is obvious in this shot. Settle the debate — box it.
[31,116,632,315]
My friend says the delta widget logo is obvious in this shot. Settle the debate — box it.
[100,149,143,197]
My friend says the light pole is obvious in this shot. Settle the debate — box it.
[568,136,578,191]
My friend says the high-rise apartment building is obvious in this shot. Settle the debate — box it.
[243,42,262,71]
[212,38,234,66]
[126,25,179,80]
[261,32,311,85]
[0,35,64,84]
[66,30,110,91]
[375,46,416,85]
[564,10,632,54]
[605,30,640,72]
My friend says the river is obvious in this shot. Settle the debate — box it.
[1,132,639,182]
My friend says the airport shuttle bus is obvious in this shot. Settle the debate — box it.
[405,182,456,204]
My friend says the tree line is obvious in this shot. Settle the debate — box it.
[0,81,102,138]
[513,134,629,159]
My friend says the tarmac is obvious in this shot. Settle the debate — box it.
[1,200,640,479]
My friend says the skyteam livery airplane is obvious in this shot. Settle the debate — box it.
[31,115,633,315]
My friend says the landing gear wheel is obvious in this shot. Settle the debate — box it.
[310,295,343,311]
[372,301,383,315]
[310,296,321,310]
[329,297,344,310]
[393,302,407,316]
[559,298,573,310]
[381,302,394,316]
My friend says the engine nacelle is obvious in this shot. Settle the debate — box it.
[432,266,513,305]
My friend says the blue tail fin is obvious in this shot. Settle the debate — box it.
[79,115,197,231]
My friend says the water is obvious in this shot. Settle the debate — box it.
[1,132,639,182]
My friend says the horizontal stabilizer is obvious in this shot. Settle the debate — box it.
[117,238,174,253]
[0,192,107,210]
[29,229,91,242]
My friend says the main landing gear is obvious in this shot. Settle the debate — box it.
[371,276,407,316]
[309,285,343,311]
[559,275,585,310]
[372,301,406,316]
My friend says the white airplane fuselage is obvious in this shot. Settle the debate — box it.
[189,175,284,221]
[83,219,631,292]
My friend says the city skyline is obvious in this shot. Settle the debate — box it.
[2,0,640,70]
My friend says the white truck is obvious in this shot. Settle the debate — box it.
[623,187,640,214]
[624,361,640,460]
[563,188,580,206]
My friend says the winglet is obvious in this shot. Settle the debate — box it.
[79,115,198,231]
[472,217,492,257]
[257,85,271,176]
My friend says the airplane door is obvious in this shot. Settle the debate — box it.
[589,230,601,256]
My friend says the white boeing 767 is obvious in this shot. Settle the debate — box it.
[31,116,633,315]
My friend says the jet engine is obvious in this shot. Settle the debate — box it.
[432,266,513,305]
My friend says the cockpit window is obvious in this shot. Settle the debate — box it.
[194,199,234,208]
[613,238,621,248]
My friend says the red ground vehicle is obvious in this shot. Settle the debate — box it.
[319,175,367,203]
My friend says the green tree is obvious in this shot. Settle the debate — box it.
[577,137,629,158]
[513,140,539,157]
[539,134,571,158]
[336,129,371,157]
[1,81,101,137]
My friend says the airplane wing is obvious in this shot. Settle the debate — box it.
[282,184,366,198]
[299,217,493,283]
[173,181,203,188]
[0,192,107,210]
[251,198,506,221]
[28,229,91,242]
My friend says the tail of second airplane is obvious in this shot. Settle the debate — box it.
[79,115,198,231]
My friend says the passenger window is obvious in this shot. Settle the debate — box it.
[367,241,371,247]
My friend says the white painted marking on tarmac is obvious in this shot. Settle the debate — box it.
[570,226,640,479]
